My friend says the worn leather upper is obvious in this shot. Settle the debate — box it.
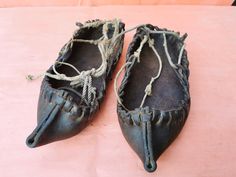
[26,19,125,148]
[117,25,190,172]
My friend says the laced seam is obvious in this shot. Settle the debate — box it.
[114,26,186,111]
[27,19,123,106]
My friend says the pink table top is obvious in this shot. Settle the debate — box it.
[0,5,236,177]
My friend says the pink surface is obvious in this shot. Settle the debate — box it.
[0,5,236,177]
[0,0,233,7]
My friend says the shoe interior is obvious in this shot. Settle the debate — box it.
[47,23,118,103]
[122,34,185,111]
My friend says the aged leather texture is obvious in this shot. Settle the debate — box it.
[117,25,190,172]
[26,19,125,148]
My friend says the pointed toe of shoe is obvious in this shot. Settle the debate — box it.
[118,107,188,172]
[118,107,159,172]
[26,87,89,148]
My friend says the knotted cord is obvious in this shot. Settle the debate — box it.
[114,26,186,111]
[27,19,122,106]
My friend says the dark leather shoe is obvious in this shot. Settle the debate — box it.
[26,19,125,148]
[115,25,190,172]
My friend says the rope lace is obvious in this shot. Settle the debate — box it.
[114,26,186,111]
[27,19,122,106]
[26,21,186,108]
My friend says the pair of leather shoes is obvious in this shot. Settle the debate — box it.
[26,19,190,173]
